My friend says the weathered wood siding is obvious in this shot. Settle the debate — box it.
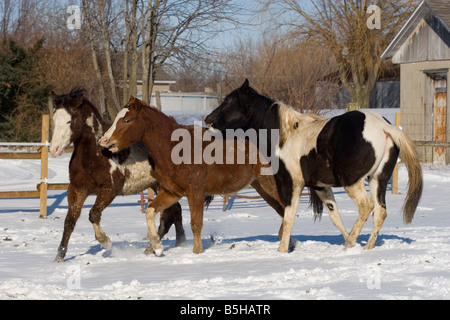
[393,16,450,64]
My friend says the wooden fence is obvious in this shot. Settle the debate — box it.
[0,115,69,218]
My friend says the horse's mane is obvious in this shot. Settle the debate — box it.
[69,87,86,98]
[69,87,105,125]
[245,88,279,131]
[139,100,186,129]
[245,88,324,147]
[277,102,325,147]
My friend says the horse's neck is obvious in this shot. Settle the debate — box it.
[140,107,179,163]
[74,113,105,154]
[249,100,280,131]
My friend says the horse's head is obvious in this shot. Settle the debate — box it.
[99,96,145,153]
[205,79,258,132]
[49,88,85,157]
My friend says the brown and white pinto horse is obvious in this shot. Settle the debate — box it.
[205,80,423,252]
[99,97,285,255]
[50,89,185,262]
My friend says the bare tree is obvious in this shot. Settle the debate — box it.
[139,0,241,103]
[80,0,240,116]
[275,0,417,108]
[223,32,338,112]
[98,0,121,112]
[81,0,109,117]
[0,0,14,37]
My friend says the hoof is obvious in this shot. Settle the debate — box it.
[277,247,288,253]
[192,245,203,254]
[344,240,356,249]
[100,237,112,249]
[175,234,186,247]
[144,244,164,257]
[54,247,66,263]
[154,247,164,257]
[277,239,295,253]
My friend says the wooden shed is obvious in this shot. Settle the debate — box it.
[381,0,450,164]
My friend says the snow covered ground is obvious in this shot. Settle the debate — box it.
[1,110,449,301]
[1,155,450,300]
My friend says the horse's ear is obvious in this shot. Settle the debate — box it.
[128,96,135,103]
[131,97,145,112]
[241,79,250,90]
[75,95,84,108]
[50,91,58,102]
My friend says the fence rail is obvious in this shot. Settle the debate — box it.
[414,141,450,147]
[0,115,69,218]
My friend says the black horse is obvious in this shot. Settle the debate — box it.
[206,80,423,251]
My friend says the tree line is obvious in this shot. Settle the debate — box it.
[0,0,418,142]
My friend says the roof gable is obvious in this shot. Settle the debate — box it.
[381,0,450,62]
[427,0,450,28]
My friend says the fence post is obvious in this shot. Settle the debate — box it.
[39,115,50,218]
[392,113,401,195]
[155,91,162,111]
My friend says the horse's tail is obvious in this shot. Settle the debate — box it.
[383,124,423,224]
[309,187,324,222]
[204,195,214,209]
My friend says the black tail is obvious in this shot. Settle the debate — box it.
[309,188,323,221]
[204,195,214,209]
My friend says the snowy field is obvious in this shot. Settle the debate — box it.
[1,156,450,301]
[1,110,450,301]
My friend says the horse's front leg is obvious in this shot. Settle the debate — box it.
[187,192,205,254]
[88,188,117,250]
[278,183,303,253]
[251,179,285,240]
[145,190,181,256]
[55,186,88,262]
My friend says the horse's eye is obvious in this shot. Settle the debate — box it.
[124,119,131,124]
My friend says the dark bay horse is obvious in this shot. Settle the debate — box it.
[99,97,286,255]
[50,89,185,262]
[205,80,423,251]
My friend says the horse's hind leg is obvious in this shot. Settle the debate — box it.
[187,191,205,254]
[145,190,181,256]
[89,190,117,250]
[55,186,88,262]
[365,178,387,250]
[366,145,399,250]
[314,187,349,239]
[158,202,186,247]
[344,179,374,249]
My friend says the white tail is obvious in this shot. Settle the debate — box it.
[383,125,423,223]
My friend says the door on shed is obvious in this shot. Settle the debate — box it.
[434,89,447,164]
[425,69,447,164]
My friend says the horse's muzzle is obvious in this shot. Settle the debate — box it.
[99,137,119,153]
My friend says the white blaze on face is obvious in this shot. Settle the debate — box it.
[50,109,72,157]
[103,108,129,142]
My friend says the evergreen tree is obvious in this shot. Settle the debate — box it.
[0,38,51,141]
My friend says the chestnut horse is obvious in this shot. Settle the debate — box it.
[50,89,185,262]
[99,97,285,255]
[206,80,423,251]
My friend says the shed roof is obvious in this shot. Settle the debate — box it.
[381,0,450,60]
